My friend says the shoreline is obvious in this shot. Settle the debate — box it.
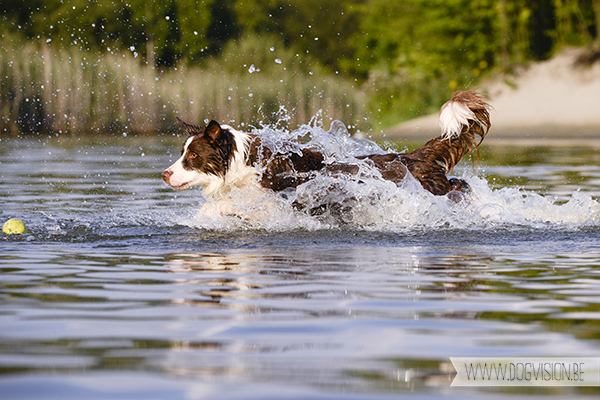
[384,47,600,140]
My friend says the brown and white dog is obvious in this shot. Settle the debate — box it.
[162,90,491,203]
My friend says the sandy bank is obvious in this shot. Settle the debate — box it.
[385,47,600,141]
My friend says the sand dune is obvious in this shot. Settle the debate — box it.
[386,47,600,140]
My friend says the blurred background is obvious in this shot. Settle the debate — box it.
[1,0,599,135]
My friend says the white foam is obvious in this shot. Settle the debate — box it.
[178,119,600,232]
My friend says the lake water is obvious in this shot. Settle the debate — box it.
[1,124,600,400]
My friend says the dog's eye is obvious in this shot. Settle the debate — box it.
[188,152,197,159]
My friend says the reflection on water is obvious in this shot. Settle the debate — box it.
[1,134,600,399]
[2,244,600,398]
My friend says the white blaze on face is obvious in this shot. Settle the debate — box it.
[162,126,259,199]
[163,136,224,194]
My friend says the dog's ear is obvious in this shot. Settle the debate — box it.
[176,117,204,136]
[205,120,222,140]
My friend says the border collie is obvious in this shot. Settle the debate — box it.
[162,90,491,203]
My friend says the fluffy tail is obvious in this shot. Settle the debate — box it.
[439,90,491,142]
[408,90,492,174]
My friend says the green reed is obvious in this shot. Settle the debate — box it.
[0,37,367,135]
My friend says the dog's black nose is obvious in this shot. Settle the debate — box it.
[161,170,173,184]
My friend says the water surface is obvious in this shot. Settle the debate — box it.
[1,127,600,399]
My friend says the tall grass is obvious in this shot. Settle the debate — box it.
[0,35,367,135]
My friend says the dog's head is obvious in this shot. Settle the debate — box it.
[162,118,238,193]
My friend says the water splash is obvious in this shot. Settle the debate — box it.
[175,120,600,232]
[3,121,598,241]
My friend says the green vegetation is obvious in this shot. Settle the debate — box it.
[0,34,364,134]
[1,0,599,135]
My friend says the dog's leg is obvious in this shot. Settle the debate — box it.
[446,178,472,203]
[449,178,471,194]
[258,149,325,191]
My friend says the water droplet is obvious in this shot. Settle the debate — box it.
[190,100,194,104]
[275,58,282,64]
[248,64,256,73]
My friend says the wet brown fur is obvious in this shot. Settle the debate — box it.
[358,90,491,195]
[172,90,491,197]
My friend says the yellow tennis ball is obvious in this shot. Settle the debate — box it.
[3,218,26,234]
